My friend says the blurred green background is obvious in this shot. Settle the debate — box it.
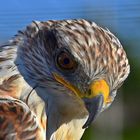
[0,0,140,140]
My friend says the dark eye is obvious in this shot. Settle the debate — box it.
[56,51,77,71]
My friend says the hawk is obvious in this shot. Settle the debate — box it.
[0,19,130,140]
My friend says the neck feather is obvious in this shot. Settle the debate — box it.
[53,118,87,140]
[43,91,88,140]
[32,86,88,140]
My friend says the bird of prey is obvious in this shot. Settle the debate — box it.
[0,19,130,140]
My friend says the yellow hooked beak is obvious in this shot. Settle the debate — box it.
[53,73,111,128]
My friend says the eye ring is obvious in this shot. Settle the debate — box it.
[56,50,78,72]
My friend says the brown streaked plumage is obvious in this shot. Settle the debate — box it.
[0,96,44,140]
[0,19,130,140]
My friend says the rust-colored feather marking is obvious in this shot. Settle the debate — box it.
[0,75,22,98]
[0,96,43,140]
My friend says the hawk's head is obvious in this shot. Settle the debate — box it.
[15,19,130,138]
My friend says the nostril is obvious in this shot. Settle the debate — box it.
[87,89,92,96]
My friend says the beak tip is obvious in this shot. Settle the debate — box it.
[82,122,89,129]
[82,94,104,128]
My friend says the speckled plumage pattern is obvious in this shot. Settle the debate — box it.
[0,19,130,140]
